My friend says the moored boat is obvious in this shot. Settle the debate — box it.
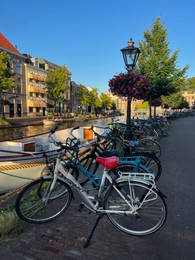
[43,117,75,125]
[0,124,108,194]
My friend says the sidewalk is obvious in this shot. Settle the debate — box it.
[1,116,195,259]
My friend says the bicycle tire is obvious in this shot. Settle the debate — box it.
[125,151,162,181]
[16,177,72,224]
[105,180,167,235]
[138,138,161,158]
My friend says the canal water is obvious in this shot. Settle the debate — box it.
[0,117,124,141]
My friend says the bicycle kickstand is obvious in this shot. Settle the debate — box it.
[83,215,104,248]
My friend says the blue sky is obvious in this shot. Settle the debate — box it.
[1,0,195,93]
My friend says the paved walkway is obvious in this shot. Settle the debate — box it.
[1,116,195,260]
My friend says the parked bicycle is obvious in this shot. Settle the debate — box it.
[15,139,167,239]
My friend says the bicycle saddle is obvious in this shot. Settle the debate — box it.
[96,156,119,169]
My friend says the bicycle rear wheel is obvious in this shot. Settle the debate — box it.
[15,177,72,224]
[138,138,161,158]
[105,180,167,235]
[124,151,162,180]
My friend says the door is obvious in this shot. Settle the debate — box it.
[10,103,14,117]
[17,104,21,117]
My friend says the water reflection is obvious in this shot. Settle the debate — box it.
[0,117,122,141]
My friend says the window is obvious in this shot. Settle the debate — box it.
[9,60,13,72]
[16,62,21,75]
[17,85,21,93]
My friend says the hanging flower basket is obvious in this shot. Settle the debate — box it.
[149,97,162,107]
[108,71,150,101]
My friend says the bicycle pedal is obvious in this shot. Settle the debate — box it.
[78,203,85,212]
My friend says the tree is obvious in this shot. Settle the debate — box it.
[100,93,113,110]
[76,86,102,114]
[162,93,189,110]
[111,101,116,111]
[88,88,102,114]
[0,51,15,117]
[75,85,89,113]
[137,16,189,116]
[46,65,70,114]
[185,77,195,90]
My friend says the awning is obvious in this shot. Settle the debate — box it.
[29,85,47,93]
[29,86,35,92]
[29,100,46,107]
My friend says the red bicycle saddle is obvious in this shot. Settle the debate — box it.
[96,156,119,169]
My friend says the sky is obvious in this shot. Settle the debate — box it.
[1,0,195,93]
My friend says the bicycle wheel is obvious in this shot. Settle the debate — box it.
[138,138,161,158]
[139,153,162,180]
[105,180,167,235]
[124,151,162,181]
[16,177,72,224]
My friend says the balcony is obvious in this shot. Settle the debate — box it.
[29,100,46,108]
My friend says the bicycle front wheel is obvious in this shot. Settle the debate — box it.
[105,181,167,235]
[15,177,72,224]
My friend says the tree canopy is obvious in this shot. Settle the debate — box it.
[137,16,189,100]
[100,92,113,109]
[184,77,195,90]
[76,85,114,112]
[46,65,70,101]
[162,93,189,110]
[0,51,15,92]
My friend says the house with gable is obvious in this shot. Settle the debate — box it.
[0,32,27,117]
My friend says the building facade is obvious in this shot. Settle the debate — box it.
[0,33,72,117]
[0,33,27,117]
[23,55,47,116]
[181,90,195,108]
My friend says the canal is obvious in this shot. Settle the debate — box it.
[0,117,124,141]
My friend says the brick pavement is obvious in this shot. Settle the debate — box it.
[1,116,195,259]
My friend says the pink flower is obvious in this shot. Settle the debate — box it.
[108,71,150,100]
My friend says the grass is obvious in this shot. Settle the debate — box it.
[0,117,10,126]
[0,204,25,241]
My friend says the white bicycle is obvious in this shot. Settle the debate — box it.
[15,138,167,240]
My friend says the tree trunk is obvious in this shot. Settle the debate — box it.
[149,95,152,118]
[154,105,156,118]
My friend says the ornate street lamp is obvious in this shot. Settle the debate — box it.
[120,38,141,139]
[120,38,140,71]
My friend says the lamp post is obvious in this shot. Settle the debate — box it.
[120,38,141,139]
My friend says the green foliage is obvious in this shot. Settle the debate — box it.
[88,88,102,107]
[0,51,15,92]
[0,118,10,125]
[135,101,149,109]
[0,205,24,240]
[137,16,189,99]
[184,77,195,90]
[76,85,89,106]
[100,92,113,109]
[46,65,70,101]
[111,101,117,110]
[162,93,189,109]
[75,85,115,113]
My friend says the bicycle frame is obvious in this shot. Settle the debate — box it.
[47,154,157,215]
